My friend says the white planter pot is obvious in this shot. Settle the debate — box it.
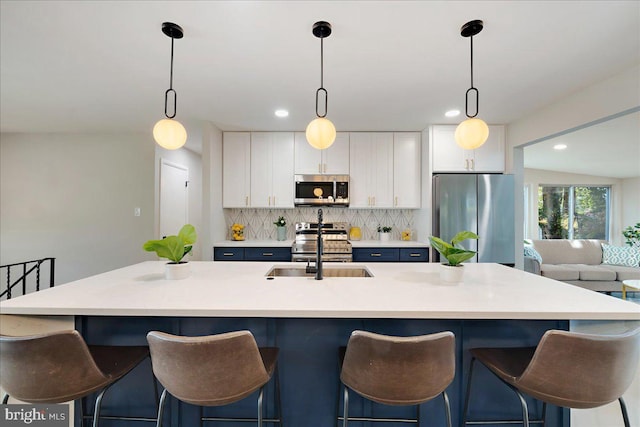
[440,264,464,283]
[379,232,391,242]
[165,262,190,280]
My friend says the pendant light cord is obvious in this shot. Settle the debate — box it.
[465,35,479,119]
[164,35,177,119]
[315,37,328,118]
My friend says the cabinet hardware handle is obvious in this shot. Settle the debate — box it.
[245,196,249,206]
[371,253,382,257]
[372,196,375,206]
[368,196,371,206]
[470,159,474,170]
[323,163,327,173]
[465,159,469,170]
[268,196,271,206]
[223,253,234,256]
[262,253,274,256]
[273,196,276,205]
[319,163,322,173]
[409,253,421,257]
[395,196,398,206]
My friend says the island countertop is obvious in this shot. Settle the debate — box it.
[1,261,638,320]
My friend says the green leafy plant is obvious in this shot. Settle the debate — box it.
[429,231,479,266]
[143,224,197,263]
[273,216,286,227]
[377,225,392,233]
[623,222,640,248]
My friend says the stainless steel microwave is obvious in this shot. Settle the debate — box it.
[294,175,349,207]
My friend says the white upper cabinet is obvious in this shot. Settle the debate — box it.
[222,132,251,208]
[294,132,350,175]
[250,132,294,208]
[349,132,394,208]
[431,124,505,172]
[393,132,421,208]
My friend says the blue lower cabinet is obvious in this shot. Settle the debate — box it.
[244,247,291,261]
[213,247,244,261]
[399,248,429,262]
[352,248,399,262]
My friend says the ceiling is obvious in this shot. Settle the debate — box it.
[1,1,639,170]
[524,111,640,179]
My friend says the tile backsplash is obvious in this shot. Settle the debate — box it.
[224,208,416,241]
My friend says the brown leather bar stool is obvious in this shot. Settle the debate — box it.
[0,330,152,427]
[462,328,640,427]
[338,330,455,427]
[147,330,282,427]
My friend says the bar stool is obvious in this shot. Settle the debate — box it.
[337,330,455,426]
[0,330,152,427]
[462,328,640,427]
[147,330,282,427]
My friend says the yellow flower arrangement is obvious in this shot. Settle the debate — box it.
[231,223,245,241]
[401,229,412,241]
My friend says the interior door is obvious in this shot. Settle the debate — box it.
[159,159,188,238]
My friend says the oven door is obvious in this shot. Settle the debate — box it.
[295,180,335,205]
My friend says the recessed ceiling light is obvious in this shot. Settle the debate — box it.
[275,109,289,118]
[445,109,460,118]
[553,144,567,150]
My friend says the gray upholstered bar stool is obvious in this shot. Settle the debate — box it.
[338,330,455,427]
[0,330,152,427]
[462,328,640,427]
[147,330,282,427]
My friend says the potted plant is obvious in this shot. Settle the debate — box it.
[377,225,392,242]
[623,222,640,248]
[429,231,478,282]
[274,216,287,241]
[143,224,197,280]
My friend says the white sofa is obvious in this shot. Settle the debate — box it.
[524,239,640,293]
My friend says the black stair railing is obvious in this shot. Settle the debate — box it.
[0,258,55,300]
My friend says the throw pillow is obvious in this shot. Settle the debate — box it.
[601,244,640,267]
[523,245,543,264]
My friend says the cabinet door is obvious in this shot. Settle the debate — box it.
[295,131,350,175]
[352,248,399,262]
[431,125,466,172]
[251,132,294,208]
[213,247,244,261]
[294,132,321,174]
[348,133,373,208]
[271,132,294,207]
[393,132,421,208]
[250,132,272,208]
[472,125,505,172]
[223,132,251,208]
[323,132,350,175]
[371,133,394,208]
[244,247,291,261]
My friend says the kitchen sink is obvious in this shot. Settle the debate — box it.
[266,265,373,278]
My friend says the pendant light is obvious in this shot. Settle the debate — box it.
[306,21,336,150]
[455,20,489,150]
[153,22,187,150]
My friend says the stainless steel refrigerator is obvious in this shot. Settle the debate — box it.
[432,174,515,265]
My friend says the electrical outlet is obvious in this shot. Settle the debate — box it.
[134,207,141,217]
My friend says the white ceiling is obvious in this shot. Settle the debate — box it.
[1,1,639,175]
[524,111,640,179]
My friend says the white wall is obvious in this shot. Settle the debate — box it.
[622,177,640,233]
[154,144,203,260]
[202,121,224,262]
[0,132,155,285]
[524,168,623,244]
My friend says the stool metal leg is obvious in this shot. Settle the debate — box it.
[462,357,477,426]
[619,397,631,427]
[275,368,284,426]
[156,388,169,427]
[441,391,452,427]
[342,387,350,427]
[257,386,264,427]
[92,383,115,427]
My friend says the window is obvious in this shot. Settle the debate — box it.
[538,185,610,240]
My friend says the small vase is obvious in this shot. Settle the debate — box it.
[440,264,464,283]
[379,232,390,242]
[277,226,287,241]
[165,262,190,280]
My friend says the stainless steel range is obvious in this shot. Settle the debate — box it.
[291,222,352,262]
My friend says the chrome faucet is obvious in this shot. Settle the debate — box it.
[304,208,324,280]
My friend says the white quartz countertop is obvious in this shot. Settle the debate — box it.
[1,262,638,320]
[213,240,429,248]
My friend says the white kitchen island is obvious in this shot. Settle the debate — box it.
[1,261,639,427]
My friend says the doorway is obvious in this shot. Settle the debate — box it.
[159,159,189,238]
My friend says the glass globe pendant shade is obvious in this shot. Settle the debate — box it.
[306,117,336,150]
[153,118,187,150]
[455,117,489,150]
